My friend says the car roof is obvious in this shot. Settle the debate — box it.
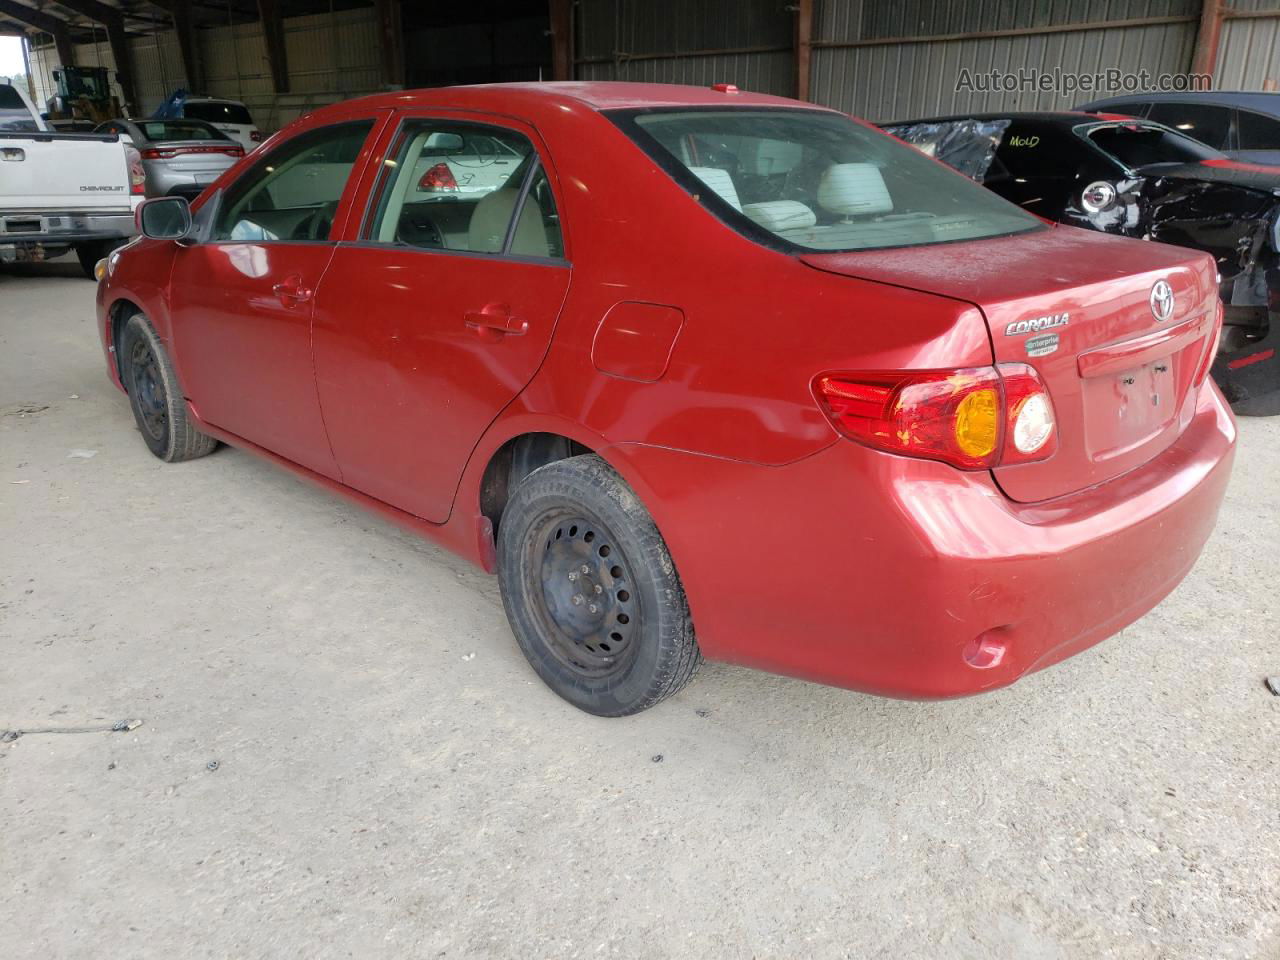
[882,110,1120,127]
[302,81,828,123]
[1078,90,1280,114]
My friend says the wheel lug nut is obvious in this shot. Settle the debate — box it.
[593,584,603,594]
[567,572,577,581]
[588,604,599,614]
[580,564,590,574]
[572,595,584,605]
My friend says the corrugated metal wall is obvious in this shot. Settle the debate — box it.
[28,6,383,131]
[810,0,1201,120]
[573,0,1278,121]
[1216,0,1280,90]
[575,0,796,96]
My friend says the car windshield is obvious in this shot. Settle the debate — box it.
[617,108,1042,252]
[137,120,229,142]
[1084,123,1222,170]
[184,101,253,126]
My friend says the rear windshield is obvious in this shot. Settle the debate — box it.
[184,101,253,126]
[1085,123,1221,170]
[138,120,229,142]
[616,108,1042,252]
[0,85,38,133]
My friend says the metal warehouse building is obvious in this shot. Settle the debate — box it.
[1,1,1277,131]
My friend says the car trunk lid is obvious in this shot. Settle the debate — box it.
[801,225,1220,502]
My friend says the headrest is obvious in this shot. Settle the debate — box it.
[687,166,742,211]
[741,201,817,232]
[816,163,893,217]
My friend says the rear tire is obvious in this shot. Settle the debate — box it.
[498,455,701,716]
[120,312,218,462]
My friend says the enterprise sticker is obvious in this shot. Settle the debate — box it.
[1025,333,1060,358]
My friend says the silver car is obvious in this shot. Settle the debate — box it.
[94,118,244,200]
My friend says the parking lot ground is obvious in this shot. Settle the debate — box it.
[2,259,1278,960]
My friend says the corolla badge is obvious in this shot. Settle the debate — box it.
[1005,312,1069,336]
[1150,280,1174,322]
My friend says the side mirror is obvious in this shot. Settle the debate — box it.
[137,196,191,240]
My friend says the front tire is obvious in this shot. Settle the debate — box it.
[498,455,701,716]
[120,312,218,462]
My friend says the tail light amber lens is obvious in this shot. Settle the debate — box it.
[814,364,1055,470]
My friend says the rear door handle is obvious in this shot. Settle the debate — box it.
[464,304,527,338]
[272,276,313,306]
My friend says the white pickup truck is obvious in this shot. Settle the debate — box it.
[1,81,142,277]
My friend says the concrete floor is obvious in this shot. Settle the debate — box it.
[1,258,1277,960]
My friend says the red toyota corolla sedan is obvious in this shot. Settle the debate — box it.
[95,82,1235,716]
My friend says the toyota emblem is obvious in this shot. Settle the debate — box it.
[1150,280,1174,323]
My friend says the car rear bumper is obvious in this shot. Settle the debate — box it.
[617,380,1236,699]
[0,207,138,245]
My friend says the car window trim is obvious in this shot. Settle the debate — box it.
[355,113,568,265]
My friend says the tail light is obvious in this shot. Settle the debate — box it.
[813,364,1057,470]
[250,130,263,143]
[141,145,245,159]
[124,144,146,195]
[1194,301,1224,388]
[419,162,458,191]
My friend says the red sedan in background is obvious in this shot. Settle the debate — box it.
[95,82,1235,716]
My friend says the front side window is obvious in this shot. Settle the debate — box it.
[213,120,373,243]
[617,109,1042,252]
[364,119,563,258]
[1084,122,1221,170]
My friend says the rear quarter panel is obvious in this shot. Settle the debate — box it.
[496,105,995,468]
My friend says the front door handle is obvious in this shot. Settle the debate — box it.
[273,276,313,306]
[464,303,527,339]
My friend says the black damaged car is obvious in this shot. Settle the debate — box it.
[883,111,1280,415]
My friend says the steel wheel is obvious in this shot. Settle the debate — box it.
[530,512,639,678]
[128,337,168,442]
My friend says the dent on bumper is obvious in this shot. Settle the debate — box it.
[619,383,1236,699]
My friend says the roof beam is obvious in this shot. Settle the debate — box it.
[256,0,288,93]
[44,0,139,111]
[0,0,77,65]
[372,0,404,88]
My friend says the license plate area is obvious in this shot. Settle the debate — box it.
[1084,359,1177,460]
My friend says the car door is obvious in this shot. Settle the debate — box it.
[311,113,571,523]
[986,120,1092,219]
[167,116,382,478]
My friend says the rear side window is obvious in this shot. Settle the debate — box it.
[992,122,1090,179]
[213,120,373,242]
[1146,102,1231,149]
[619,108,1041,253]
[0,85,38,133]
[1236,109,1280,150]
[185,101,254,126]
[364,119,563,259]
